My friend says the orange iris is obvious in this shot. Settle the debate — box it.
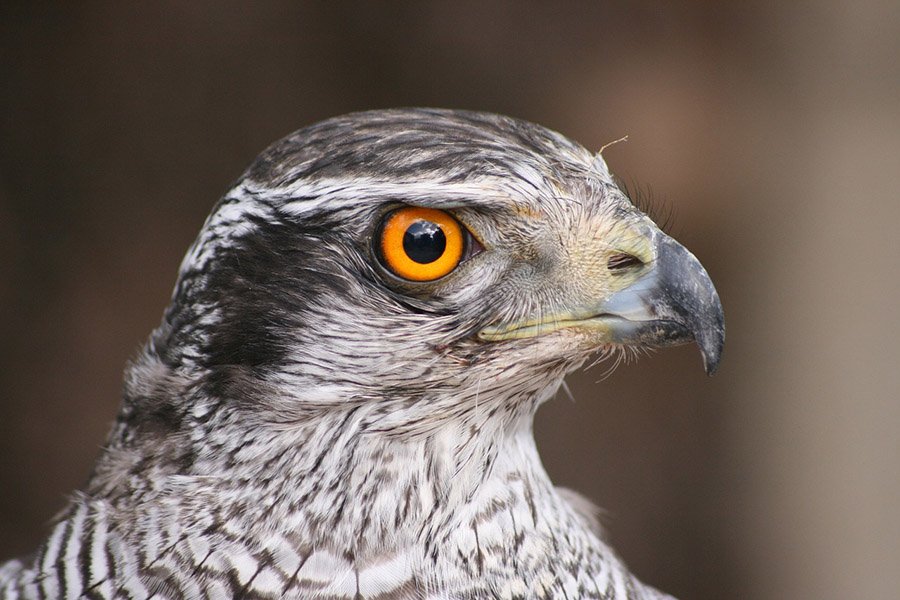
[379,207,465,281]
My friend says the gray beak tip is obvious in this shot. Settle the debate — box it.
[698,311,725,376]
[701,333,724,376]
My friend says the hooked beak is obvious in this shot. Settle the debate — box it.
[479,234,725,375]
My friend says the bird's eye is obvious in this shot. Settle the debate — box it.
[376,207,466,282]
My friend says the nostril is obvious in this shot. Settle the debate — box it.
[608,252,644,271]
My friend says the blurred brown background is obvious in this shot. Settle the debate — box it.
[1,2,898,598]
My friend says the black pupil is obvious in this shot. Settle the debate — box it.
[403,220,446,264]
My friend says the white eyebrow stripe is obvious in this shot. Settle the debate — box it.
[268,177,510,216]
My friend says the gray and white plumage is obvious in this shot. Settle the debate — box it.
[0,109,724,600]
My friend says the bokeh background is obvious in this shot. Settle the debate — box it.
[2,2,898,598]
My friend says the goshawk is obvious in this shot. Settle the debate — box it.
[0,109,724,599]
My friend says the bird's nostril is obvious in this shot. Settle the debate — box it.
[607,252,643,271]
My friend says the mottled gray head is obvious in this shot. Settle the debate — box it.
[128,108,723,440]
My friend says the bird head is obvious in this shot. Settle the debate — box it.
[134,109,723,437]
